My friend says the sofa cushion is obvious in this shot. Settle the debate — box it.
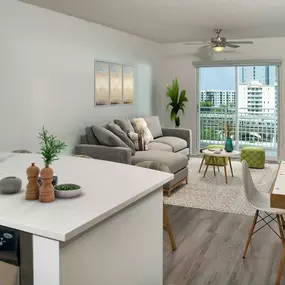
[91,125,129,148]
[114,119,135,133]
[85,126,99,145]
[131,151,188,174]
[147,141,172,152]
[143,116,163,138]
[135,161,171,173]
[107,123,135,155]
[154,136,187,152]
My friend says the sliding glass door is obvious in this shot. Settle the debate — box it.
[198,64,279,160]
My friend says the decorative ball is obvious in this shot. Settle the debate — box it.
[0,177,22,194]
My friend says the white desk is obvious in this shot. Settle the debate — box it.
[0,152,173,285]
[200,149,240,184]
[270,161,284,209]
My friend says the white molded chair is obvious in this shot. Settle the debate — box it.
[242,160,285,285]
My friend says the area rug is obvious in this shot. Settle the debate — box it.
[163,157,279,216]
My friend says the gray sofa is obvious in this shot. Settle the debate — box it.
[75,116,191,196]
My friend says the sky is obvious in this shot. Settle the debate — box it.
[200,67,235,90]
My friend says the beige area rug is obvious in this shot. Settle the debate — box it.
[163,157,279,216]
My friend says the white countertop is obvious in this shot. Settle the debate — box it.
[0,153,173,241]
[272,161,284,195]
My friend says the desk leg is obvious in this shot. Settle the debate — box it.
[215,157,220,172]
[199,155,205,173]
[275,242,285,285]
[203,156,210,178]
[223,157,228,184]
[212,156,216,176]
[33,235,60,285]
[229,157,234,177]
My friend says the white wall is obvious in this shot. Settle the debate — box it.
[158,38,285,159]
[0,0,161,153]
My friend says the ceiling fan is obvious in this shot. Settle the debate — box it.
[184,29,253,52]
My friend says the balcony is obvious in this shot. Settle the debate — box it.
[200,106,278,158]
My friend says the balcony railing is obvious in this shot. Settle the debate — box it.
[200,107,278,150]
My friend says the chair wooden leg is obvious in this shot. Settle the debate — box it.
[199,155,205,173]
[275,243,285,285]
[277,215,285,245]
[243,210,259,258]
[163,204,177,251]
[280,215,285,230]
[203,156,210,178]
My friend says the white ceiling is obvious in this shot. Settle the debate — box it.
[20,0,285,43]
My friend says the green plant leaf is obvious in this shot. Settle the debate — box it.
[170,109,177,121]
[38,127,67,166]
[166,79,188,122]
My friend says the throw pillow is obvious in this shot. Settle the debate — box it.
[133,118,153,144]
[85,126,100,145]
[143,116,163,138]
[107,123,135,155]
[114,119,135,133]
[91,125,129,148]
[127,131,148,151]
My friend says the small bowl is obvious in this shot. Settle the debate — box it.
[54,184,82,199]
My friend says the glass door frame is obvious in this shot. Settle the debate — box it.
[195,62,281,161]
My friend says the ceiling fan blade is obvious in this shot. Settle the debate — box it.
[184,41,208,45]
[225,43,240,48]
[227,41,253,44]
[201,45,212,48]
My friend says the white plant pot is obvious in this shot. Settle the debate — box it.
[54,184,82,199]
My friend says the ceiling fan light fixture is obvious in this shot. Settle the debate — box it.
[212,45,225,52]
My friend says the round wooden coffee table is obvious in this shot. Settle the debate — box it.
[199,149,240,184]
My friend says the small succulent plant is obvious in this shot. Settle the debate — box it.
[54,184,80,191]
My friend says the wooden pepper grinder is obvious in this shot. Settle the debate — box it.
[26,163,40,200]
[39,165,55,203]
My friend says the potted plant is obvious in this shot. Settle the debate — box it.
[166,78,188,128]
[38,127,67,202]
[54,184,82,199]
[222,122,234,152]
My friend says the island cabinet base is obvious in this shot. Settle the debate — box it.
[32,188,163,285]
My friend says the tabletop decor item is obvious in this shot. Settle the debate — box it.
[38,127,67,203]
[222,122,234,152]
[166,78,188,128]
[54,184,82,199]
[0,177,22,194]
[26,163,40,200]
[38,172,58,187]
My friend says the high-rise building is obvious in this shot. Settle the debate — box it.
[200,90,236,107]
[239,66,277,85]
[238,81,275,113]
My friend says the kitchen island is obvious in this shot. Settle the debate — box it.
[0,152,173,285]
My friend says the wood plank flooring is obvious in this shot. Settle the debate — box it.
[164,205,285,285]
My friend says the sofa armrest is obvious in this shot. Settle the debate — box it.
[161,128,192,154]
[74,144,132,164]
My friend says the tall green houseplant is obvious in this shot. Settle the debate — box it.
[166,78,188,127]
